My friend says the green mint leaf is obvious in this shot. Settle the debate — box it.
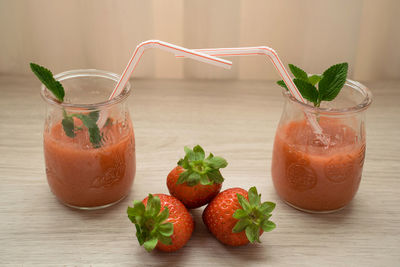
[318,63,348,101]
[88,111,99,122]
[62,117,75,138]
[158,222,173,237]
[245,224,260,243]
[293,78,319,104]
[308,74,322,86]
[73,114,102,148]
[261,220,276,232]
[143,238,158,252]
[276,80,288,90]
[232,209,248,219]
[289,64,309,81]
[237,194,251,211]
[30,63,65,102]
[232,218,250,233]
[247,187,261,206]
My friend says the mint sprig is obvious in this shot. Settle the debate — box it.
[62,111,102,148]
[232,187,276,243]
[177,145,228,186]
[31,62,103,148]
[277,63,348,107]
[30,63,65,102]
[127,194,173,252]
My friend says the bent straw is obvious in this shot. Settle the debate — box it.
[97,40,232,128]
[177,46,326,140]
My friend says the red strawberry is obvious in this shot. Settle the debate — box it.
[167,145,228,209]
[203,187,276,246]
[127,194,194,252]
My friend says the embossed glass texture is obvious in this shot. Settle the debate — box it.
[271,79,372,213]
[41,70,135,210]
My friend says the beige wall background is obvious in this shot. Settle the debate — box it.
[0,0,399,81]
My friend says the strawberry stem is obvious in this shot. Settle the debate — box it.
[232,187,276,243]
[176,145,228,186]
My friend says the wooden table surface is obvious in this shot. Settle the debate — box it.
[1,75,399,266]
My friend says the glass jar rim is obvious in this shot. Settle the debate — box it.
[282,78,372,115]
[40,69,131,110]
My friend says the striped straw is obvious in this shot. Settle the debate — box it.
[97,40,232,128]
[177,46,326,140]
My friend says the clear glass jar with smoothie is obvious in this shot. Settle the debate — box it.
[40,69,135,210]
[271,66,372,213]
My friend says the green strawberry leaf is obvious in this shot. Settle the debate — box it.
[233,209,248,219]
[293,78,319,104]
[158,235,172,245]
[245,224,260,243]
[231,187,276,244]
[176,145,227,186]
[232,218,250,233]
[127,200,145,217]
[177,171,190,184]
[127,194,174,252]
[289,64,309,81]
[261,220,276,232]
[199,174,211,185]
[157,207,169,223]
[143,238,158,252]
[207,170,224,184]
[318,63,348,101]
[206,156,228,169]
[146,194,161,217]
[193,145,205,160]
[259,201,276,214]
[237,194,251,211]
[247,186,261,206]
[158,222,173,236]
[187,172,201,186]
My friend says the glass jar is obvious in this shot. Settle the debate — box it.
[271,79,372,213]
[41,69,135,210]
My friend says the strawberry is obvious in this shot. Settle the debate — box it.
[202,187,276,246]
[167,145,228,209]
[127,194,194,252]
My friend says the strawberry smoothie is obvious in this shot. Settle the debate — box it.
[271,118,365,212]
[44,119,135,208]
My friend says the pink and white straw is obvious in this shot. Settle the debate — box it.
[177,46,325,138]
[98,40,232,127]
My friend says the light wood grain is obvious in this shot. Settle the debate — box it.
[0,76,399,266]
